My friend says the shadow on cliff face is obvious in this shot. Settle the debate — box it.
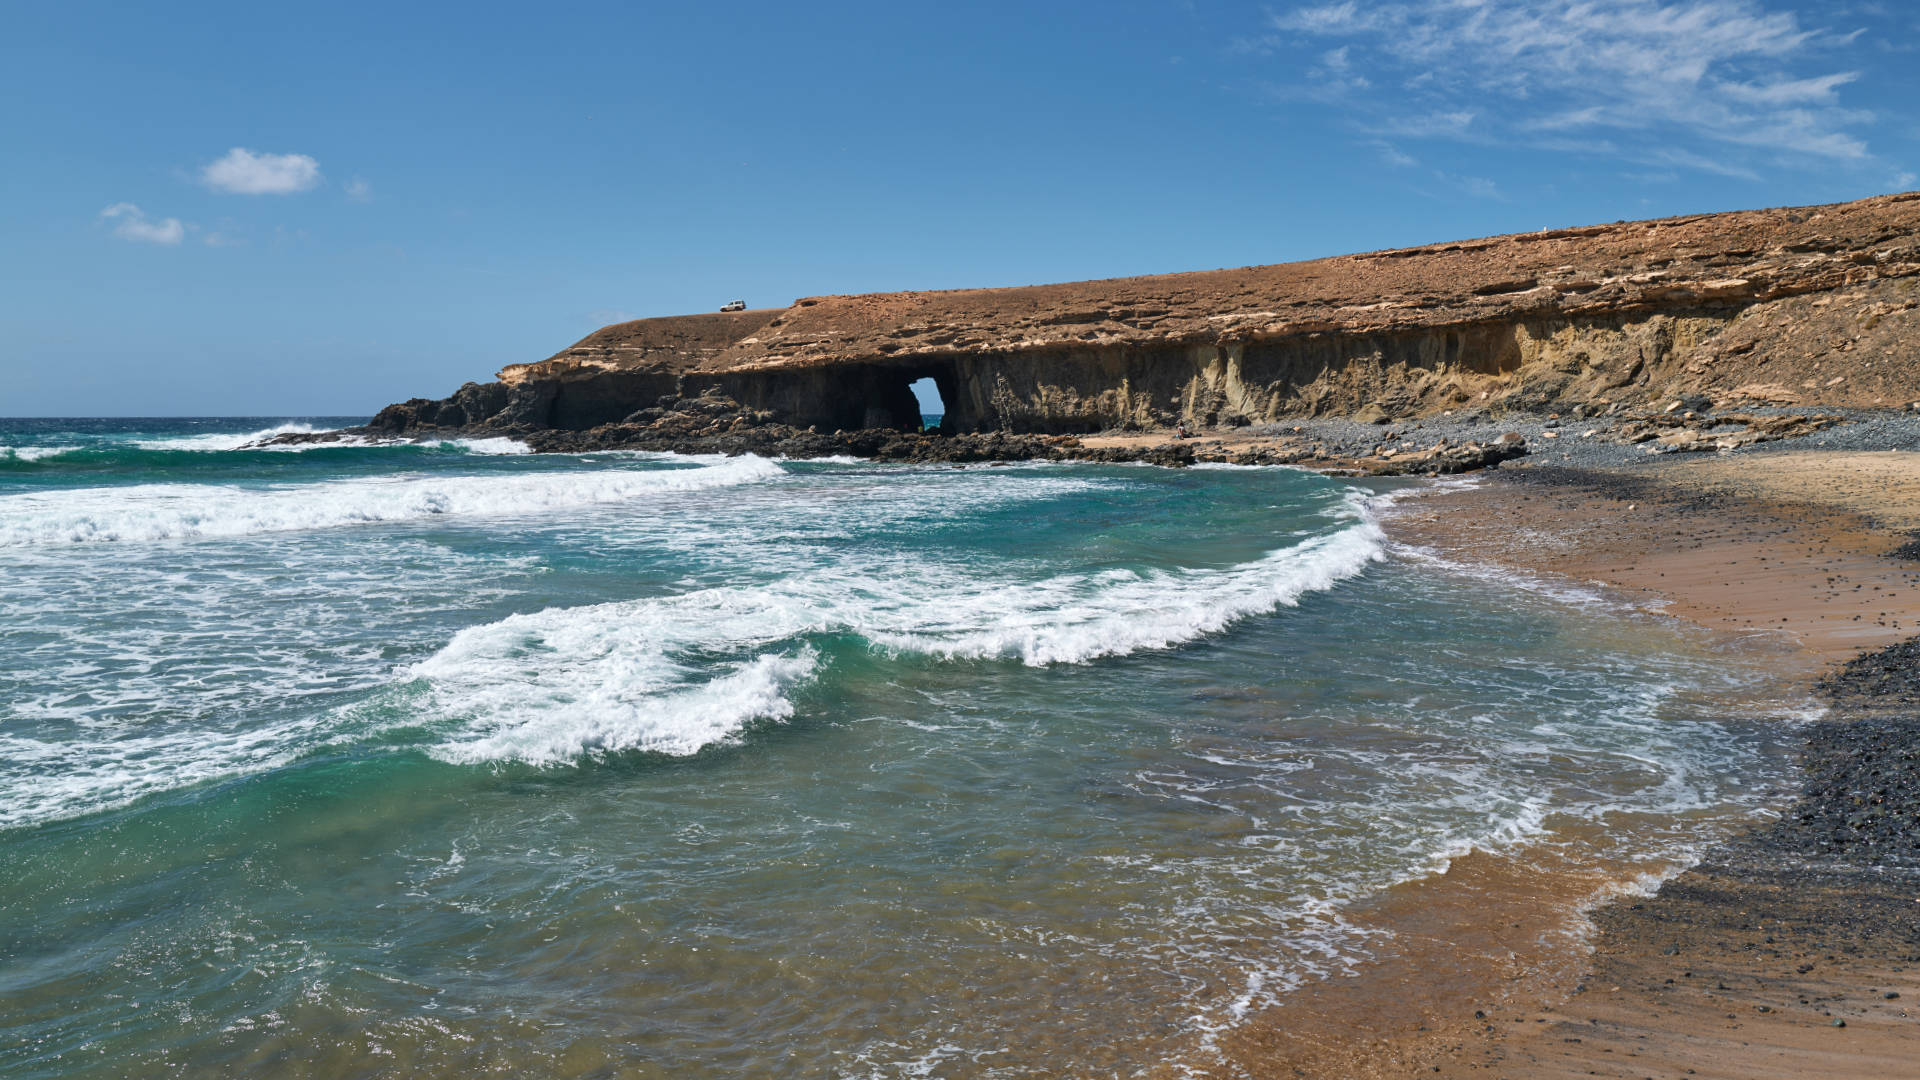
[363,192,1920,452]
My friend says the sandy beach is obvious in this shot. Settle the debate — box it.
[1222,450,1920,1079]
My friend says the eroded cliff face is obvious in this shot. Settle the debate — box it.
[369,192,1920,439]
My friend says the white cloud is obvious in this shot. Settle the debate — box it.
[1897,170,1918,189]
[1643,146,1765,180]
[1378,109,1479,138]
[345,177,372,202]
[1283,1,1378,33]
[99,203,185,245]
[200,147,322,195]
[1265,0,1876,172]
[1371,140,1419,167]
[1434,171,1504,200]
[1717,70,1859,105]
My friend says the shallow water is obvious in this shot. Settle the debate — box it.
[0,418,1801,1077]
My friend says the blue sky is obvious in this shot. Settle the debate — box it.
[4,0,1916,417]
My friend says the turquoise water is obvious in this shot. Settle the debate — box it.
[1,419,1799,1077]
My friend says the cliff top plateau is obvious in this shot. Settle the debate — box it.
[513,191,1920,385]
[334,191,1920,471]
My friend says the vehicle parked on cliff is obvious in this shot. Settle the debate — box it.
[720,299,746,312]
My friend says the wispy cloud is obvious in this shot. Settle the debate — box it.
[1641,146,1765,180]
[1370,140,1419,167]
[345,177,373,202]
[201,147,322,195]
[99,203,185,245]
[1433,170,1504,200]
[1261,1,1877,174]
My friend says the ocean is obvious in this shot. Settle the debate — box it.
[0,417,1802,1077]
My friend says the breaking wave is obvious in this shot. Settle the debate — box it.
[0,432,532,469]
[0,445,84,463]
[411,496,1387,766]
[872,517,1384,665]
[0,456,785,546]
[0,717,331,832]
[433,436,532,455]
[131,422,330,452]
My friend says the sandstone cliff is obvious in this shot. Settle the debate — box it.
[370,192,1920,440]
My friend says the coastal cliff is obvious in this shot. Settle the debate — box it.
[366,192,1920,458]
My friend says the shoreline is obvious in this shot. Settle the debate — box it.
[1243,452,1920,1078]
[20,418,1920,1075]
[256,424,1920,1078]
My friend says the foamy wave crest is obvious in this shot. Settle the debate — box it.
[409,496,1383,764]
[420,617,818,766]
[0,445,83,462]
[873,515,1385,665]
[0,456,784,546]
[781,454,869,465]
[414,581,837,765]
[435,437,532,455]
[0,716,327,831]
[132,423,326,452]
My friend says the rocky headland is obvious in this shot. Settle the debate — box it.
[295,191,1920,473]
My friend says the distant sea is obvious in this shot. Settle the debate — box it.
[0,417,1799,1077]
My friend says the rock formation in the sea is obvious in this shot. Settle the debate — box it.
[350,191,1920,465]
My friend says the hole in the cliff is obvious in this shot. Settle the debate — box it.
[909,377,945,431]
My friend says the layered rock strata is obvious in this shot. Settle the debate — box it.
[353,192,1920,466]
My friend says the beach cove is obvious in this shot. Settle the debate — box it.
[9,193,1920,1078]
[0,416,1871,1078]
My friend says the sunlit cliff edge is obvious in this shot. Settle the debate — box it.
[368,192,1920,447]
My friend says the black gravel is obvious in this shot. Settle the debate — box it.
[1490,467,1920,876]
[1887,536,1920,562]
[1552,481,1920,984]
[1257,405,1920,473]
[1781,639,1920,869]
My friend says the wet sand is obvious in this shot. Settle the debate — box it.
[1296,450,1920,1079]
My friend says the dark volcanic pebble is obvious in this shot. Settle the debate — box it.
[1495,465,1920,1018]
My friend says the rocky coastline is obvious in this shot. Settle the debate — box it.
[267,193,1920,1075]
[280,191,1919,479]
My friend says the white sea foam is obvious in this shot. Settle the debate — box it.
[409,494,1387,765]
[132,422,326,451]
[434,437,532,455]
[1389,541,1638,613]
[0,445,83,462]
[2,430,535,460]
[412,583,843,766]
[781,454,869,465]
[591,449,736,464]
[0,456,784,546]
[424,645,818,765]
[874,510,1384,666]
[0,717,327,832]
[0,536,543,830]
